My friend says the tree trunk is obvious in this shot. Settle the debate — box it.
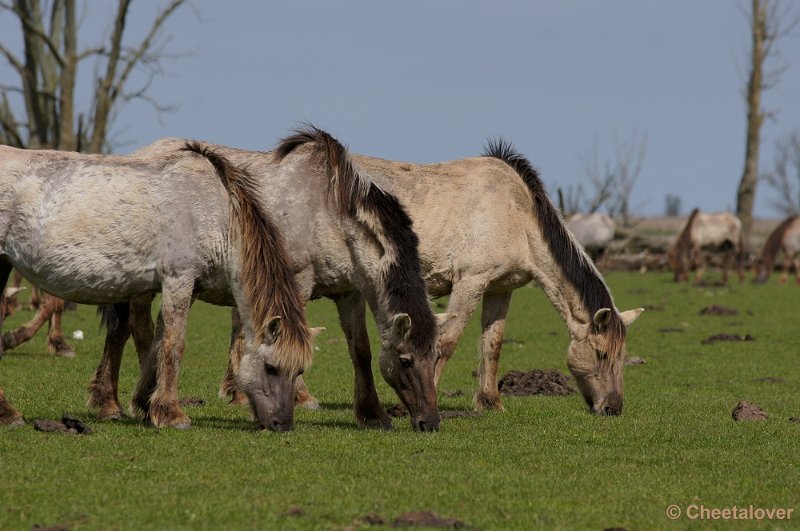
[736,0,767,248]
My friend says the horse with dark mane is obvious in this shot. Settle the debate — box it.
[89,126,443,431]
[292,139,643,415]
[754,215,800,284]
[0,143,312,430]
[667,208,744,283]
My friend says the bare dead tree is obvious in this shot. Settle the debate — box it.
[0,0,186,154]
[574,132,647,226]
[763,130,800,216]
[735,0,799,244]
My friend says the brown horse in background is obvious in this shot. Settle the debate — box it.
[667,208,744,283]
[754,215,800,284]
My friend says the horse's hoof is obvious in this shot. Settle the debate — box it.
[297,397,320,411]
[54,347,76,358]
[357,414,394,431]
[97,409,125,421]
[474,393,505,412]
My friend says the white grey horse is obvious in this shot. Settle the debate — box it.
[90,126,444,431]
[0,143,312,430]
[566,212,615,268]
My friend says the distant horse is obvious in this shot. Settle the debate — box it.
[566,213,615,269]
[667,208,744,283]
[0,143,312,430]
[754,215,800,284]
[90,126,444,431]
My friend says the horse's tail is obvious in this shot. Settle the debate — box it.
[482,138,626,359]
[756,215,798,282]
[182,142,312,374]
[275,124,436,352]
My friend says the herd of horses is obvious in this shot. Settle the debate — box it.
[1,125,796,433]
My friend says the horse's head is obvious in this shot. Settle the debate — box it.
[235,317,310,432]
[566,307,643,416]
[378,313,449,432]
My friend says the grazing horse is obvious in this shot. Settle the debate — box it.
[754,215,800,284]
[224,140,643,414]
[0,143,312,430]
[566,213,615,269]
[667,208,745,283]
[91,126,443,431]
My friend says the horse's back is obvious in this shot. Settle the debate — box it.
[566,213,615,249]
[1,149,231,303]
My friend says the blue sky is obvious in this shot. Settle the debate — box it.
[2,1,799,217]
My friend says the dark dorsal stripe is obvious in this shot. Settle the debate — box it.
[275,125,436,353]
[482,139,625,354]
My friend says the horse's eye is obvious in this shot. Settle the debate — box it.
[265,363,278,376]
[399,355,414,368]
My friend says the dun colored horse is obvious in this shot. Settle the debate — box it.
[566,212,615,269]
[0,143,312,430]
[754,215,800,284]
[91,126,443,431]
[667,208,745,283]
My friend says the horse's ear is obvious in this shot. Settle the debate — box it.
[619,308,644,327]
[266,316,282,342]
[593,308,613,328]
[3,286,25,298]
[391,313,412,339]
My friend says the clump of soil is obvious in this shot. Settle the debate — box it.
[283,506,304,517]
[702,333,755,345]
[443,390,464,398]
[386,404,408,418]
[752,376,785,383]
[33,413,92,435]
[178,396,205,407]
[658,327,685,333]
[732,400,768,421]
[498,369,575,397]
[393,510,470,529]
[695,279,727,287]
[789,417,799,423]
[699,305,738,316]
[624,356,646,366]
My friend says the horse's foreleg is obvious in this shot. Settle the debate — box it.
[692,250,705,283]
[793,256,800,284]
[475,291,512,412]
[131,311,164,420]
[334,290,392,430]
[721,250,732,284]
[45,294,75,358]
[779,254,791,284]
[219,308,250,405]
[147,278,193,429]
[88,303,131,420]
[433,280,483,388]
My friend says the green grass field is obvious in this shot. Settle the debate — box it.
[1,272,797,530]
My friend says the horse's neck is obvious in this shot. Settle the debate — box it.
[525,233,595,337]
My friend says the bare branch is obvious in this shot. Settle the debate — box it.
[15,0,65,67]
[111,0,185,101]
[0,43,25,73]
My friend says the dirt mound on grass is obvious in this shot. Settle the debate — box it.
[498,369,575,397]
[393,511,471,528]
[701,333,755,345]
[732,401,768,421]
[699,305,738,316]
[178,396,205,407]
[33,414,92,435]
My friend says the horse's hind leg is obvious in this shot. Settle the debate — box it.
[0,261,12,360]
[129,294,155,368]
[433,280,483,388]
[45,294,75,358]
[145,277,193,429]
[334,291,392,429]
[0,388,24,427]
[779,254,791,284]
[475,291,512,412]
[88,303,132,420]
[1,293,52,353]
